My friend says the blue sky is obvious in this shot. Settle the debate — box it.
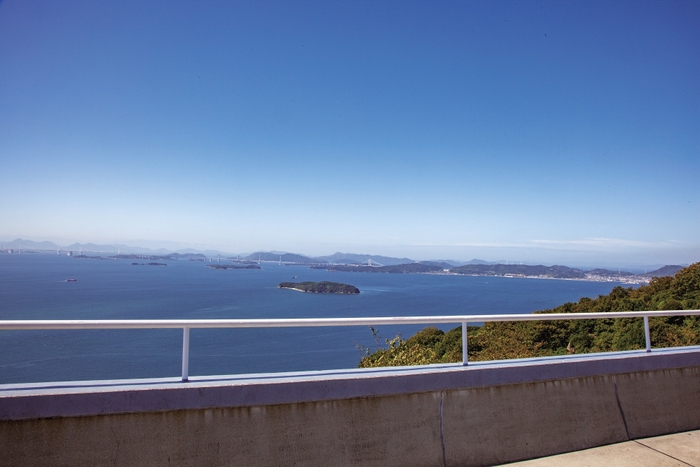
[1,0,698,267]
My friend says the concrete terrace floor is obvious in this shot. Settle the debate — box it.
[500,429,700,467]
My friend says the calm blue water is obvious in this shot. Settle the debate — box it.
[0,254,624,383]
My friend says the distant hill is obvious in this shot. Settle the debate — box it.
[449,263,586,279]
[1,238,690,280]
[464,258,492,265]
[449,263,685,281]
[428,259,466,267]
[316,252,414,266]
[169,253,207,260]
[640,265,684,278]
[316,263,443,274]
[0,238,215,256]
[244,252,327,263]
[207,263,261,270]
[327,258,363,265]
[419,261,453,269]
[586,268,637,277]
[1,238,61,250]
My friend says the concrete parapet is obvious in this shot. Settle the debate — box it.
[1,347,699,466]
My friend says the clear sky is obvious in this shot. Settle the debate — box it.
[1,0,698,267]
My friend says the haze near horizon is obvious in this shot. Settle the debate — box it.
[1,0,698,268]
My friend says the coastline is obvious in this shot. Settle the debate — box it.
[426,271,648,285]
[278,286,359,294]
[279,287,306,293]
[323,268,649,285]
[278,281,361,294]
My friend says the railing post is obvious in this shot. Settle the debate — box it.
[644,316,651,353]
[462,321,468,366]
[182,326,190,381]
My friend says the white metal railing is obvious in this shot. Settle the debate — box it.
[1,309,699,381]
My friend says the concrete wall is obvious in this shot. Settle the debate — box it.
[1,349,699,467]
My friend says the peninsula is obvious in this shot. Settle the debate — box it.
[278,281,360,294]
[311,261,681,284]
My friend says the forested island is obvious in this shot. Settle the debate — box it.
[359,262,700,368]
[113,254,174,261]
[279,281,360,294]
[207,264,261,270]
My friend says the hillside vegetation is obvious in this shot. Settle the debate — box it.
[449,263,585,278]
[359,262,700,368]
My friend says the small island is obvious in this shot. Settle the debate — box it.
[207,264,261,270]
[278,281,360,294]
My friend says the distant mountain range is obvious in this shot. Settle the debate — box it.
[0,238,688,279]
[0,238,226,257]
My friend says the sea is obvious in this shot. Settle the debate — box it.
[0,253,627,384]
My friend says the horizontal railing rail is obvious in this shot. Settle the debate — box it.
[1,309,699,381]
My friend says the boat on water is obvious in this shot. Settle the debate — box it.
[66,278,77,282]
